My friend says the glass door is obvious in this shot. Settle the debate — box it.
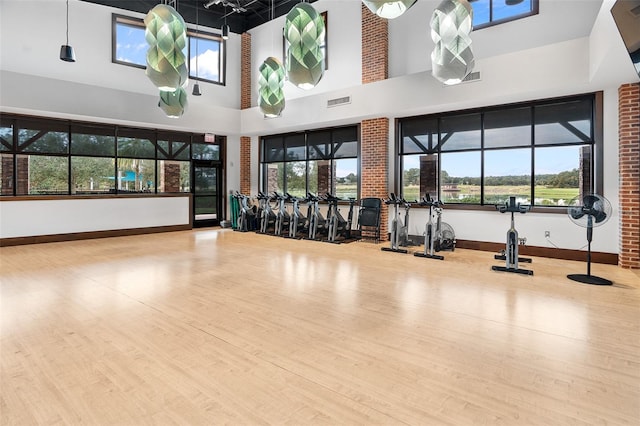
[193,161,221,227]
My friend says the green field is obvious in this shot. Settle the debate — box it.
[402,185,578,205]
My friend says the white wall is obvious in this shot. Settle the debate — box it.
[0,196,190,239]
[248,0,363,106]
[0,0,242,134]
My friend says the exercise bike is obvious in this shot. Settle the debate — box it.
[325,193,356,243]
[286,193,308,239]
[273,192,290,237]
[305,192,326,241]
[492,196,533,275]
[414,194,445,260]
[257,191,276,234]
[381,193,412,254]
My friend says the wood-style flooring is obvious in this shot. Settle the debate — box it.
[1,229,639,425]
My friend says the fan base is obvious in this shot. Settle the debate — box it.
[567,274,612,286]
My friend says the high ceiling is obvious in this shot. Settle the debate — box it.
[80,0,318,33]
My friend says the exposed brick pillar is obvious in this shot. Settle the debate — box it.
[579,146,591,200]
[162,162,181,193]
[420,155,438,198]
[240,33,252,195]
[361,118,389,240]
[15,155,29,196]
[317,161,331,195]
[619,83,640,269]
[241,32,252,110]
[240,137,251,194]
[361,3,388,84]
[1,154,14,195]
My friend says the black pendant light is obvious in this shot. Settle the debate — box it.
[60,0,76,62]
[192,1,202,96]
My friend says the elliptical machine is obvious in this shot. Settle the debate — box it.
[381,193,412,254]
[414,194,445,260]
[492,196,533,275]
[233,192,256,232]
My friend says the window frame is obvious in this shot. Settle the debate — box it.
[0,113,224,197]
[112,13,226,86]
[260,124,360,200]
[397,92,603,211]
[471,0,540,31]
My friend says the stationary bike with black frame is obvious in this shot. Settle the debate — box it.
[381,193,413,254]
[492,196,533,275]
[414,194,446,260]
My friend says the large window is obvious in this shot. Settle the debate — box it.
[261,126,359,200]
[0,114,225,197]
[470,0,539,30]
[398,94,601,208]
[112,14,225,85]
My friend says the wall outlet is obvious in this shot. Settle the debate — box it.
[545,230,551,238]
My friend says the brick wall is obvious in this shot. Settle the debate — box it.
[241,32,252,110]
[240,136,251,194]
[361,118,389,240]
[361,3,388,84]
[619,83,640,269]
[240,33,252,195]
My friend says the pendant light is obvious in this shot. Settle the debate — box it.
[284,2,325,90]
[192,1,202,96]
[258,1,285,117]
[430,0,475,85]
[222,5,230,40]
[60,0,76,62]
[159,87,188,118]
[361,1,417,19]
[144,3,189,92]
[258,57,286,117]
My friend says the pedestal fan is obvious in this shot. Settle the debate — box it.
[567,194,613,285]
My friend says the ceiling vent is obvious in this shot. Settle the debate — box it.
[442,71,481,86]
[327,96,351,108]
[462,71,481,83]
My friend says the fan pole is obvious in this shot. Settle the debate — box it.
[567,215,612,285]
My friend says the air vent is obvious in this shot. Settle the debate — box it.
[327,96,351,108]
[630,4,640,17]
[462,71,481,82]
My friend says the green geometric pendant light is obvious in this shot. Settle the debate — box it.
[258,57,286,117]
[159,87,188,118]
[430,0,475,85]
[144,4,188,92]
[284,3,325,90]
[361,1,417,19]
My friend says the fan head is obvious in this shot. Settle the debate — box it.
[567,194,612,228]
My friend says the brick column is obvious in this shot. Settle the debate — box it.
[420,154,438,198]
[619,83,640,269]
[241,32,252,110]
[161,162,181,193]
[240,33,252,194]
[240,137,251,194]
[361,118,389,240]
[361,3,388,84]
[1,155,14,195]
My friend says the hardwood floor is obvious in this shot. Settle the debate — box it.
[1,229,639,425]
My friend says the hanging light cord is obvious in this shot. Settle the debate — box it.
[65,0,70,45]
[195,3,199,78]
